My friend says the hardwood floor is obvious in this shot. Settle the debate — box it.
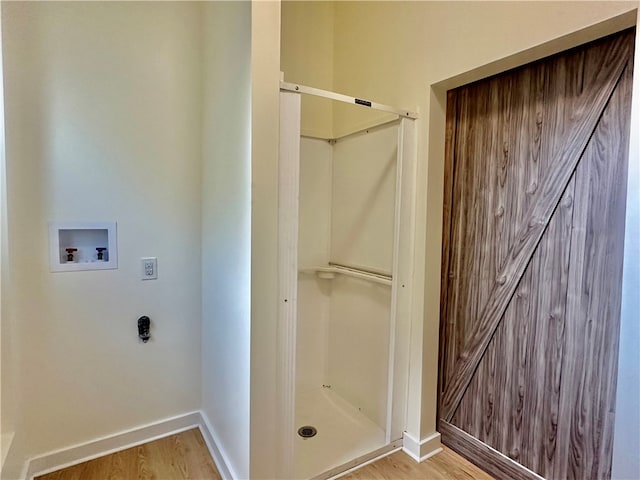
[35,428,221,480]
[344,447,494,480]
[37,430,491,480]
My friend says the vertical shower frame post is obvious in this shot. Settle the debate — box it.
[386,117,418,443]
[277,89,301,479]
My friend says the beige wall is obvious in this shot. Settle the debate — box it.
[333,2,637,133]
[282,0,638,454]
[1,2,203,476]
[201,2,251,479]
[0,2,14,469]
[281,1,334,138]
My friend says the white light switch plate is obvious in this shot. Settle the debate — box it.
[141,257,157,280]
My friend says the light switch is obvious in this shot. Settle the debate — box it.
[141,257,157,280]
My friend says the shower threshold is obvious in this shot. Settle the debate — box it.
[294,388,386,479]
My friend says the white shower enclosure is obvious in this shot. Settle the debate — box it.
[278,83,418,479]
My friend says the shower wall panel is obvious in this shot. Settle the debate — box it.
[324,122,398,430]
[331,123,398,273]
[296,126,396,430]
[299,138,332,269]
[327,275,391,429]
[297,137,333,394]
[296,277,330,394]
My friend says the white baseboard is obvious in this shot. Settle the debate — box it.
[25,411,209,480]
[198,411,237,480]
[402,431,442,463]
[1,431,15,471]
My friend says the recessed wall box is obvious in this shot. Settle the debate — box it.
[48,222,118,272]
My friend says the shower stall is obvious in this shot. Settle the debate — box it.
[278,83,418,479]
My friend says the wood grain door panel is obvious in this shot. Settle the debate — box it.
[439,29,635,480]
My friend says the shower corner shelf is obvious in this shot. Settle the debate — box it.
[300,266,336,280]
[300,265,392,286]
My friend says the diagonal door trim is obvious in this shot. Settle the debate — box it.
[440,36,631,422]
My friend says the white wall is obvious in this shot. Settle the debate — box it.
[250,1,282,478]
[1,2,203,476]
[200,2,251,480]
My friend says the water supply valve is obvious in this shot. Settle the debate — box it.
[96,247,107,261]
[65,248,77,262]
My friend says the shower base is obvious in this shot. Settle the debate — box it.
[294,387,385,479]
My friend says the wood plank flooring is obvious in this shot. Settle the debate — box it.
[36,428,221,480]
[37,429,491,480]
[344,447,494,480]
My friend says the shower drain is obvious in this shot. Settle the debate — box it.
[297,425,317,438]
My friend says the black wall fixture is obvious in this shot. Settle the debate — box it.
[138,316,150,343]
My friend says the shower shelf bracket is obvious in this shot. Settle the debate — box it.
[299,265,392,286]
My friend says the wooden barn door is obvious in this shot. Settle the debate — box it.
[439,29,635,480]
